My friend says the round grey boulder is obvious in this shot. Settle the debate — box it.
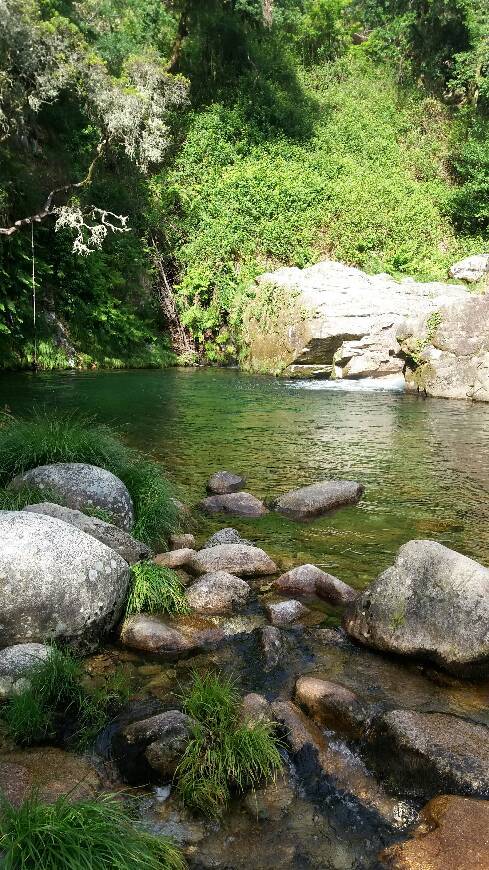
[0,511,130,651]
[22,502,150,564]
[206,471,246,495]
[189,543,277,577]
[185,571,251,614]
[0,643,51,699]
[202,528,253,549]
[344,539,489,676]
[274,480,364,521]
[11,463,134,531]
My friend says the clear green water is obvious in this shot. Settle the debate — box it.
[2,367,489,590]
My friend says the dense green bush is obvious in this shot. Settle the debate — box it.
[176,672,282,817]
[0,411,180,547]
[0,792,186,870]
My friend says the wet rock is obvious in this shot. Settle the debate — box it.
[23,502,150,563]
[170,533,196,550]
[185,571,251,614]
[189,543,277,578]
[344,539,489,676]
[241,693,272,725]
[153,548,196,569]
[11,462,134,530]
[0,643,50,699]
[266,600,309,627]
[206,471,246,495]
[243,772,294,821]
[0,511,130,651]
[274,480,364,521]
[380,794,489,870]
[120,614,224,659]
[113,710,192,783]
[0,747,101,805]
[260,625,283,671]
[202,528,253,549]
[198,492,268,518]
[368,709,489,799]
[295,676,368,739]
[449,254,489,284]
[274,563,357,605]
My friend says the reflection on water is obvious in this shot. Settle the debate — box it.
[2,367,489,588]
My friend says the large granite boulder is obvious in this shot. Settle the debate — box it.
[243,260,468,378]
[22,502,149,564]
[274,480,363,520]
[0,643,51,699]
[11,462,134,530]
[198,491,268,518]
[344,540,489,676]
[189,543,277,577]
[398,292,489,401]
[368,710,489,799]
[0,511,130,650]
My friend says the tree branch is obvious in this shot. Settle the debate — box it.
[0,140,107,237]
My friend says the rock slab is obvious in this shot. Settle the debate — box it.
[198,491,268,518]
[12,462,134,530]
[0,511,130,650]
[344,539,489,676]
[275,480,364,520]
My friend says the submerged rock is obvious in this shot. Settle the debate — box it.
[0,511,130,650]
[0,747,101,806]
[185,571,251,614]
[153,548,195,569]
[380,794,489,870]
[266,600,309,627]
[344,539,489,676]
[274,563,357,605]
[274,480,364,521]
[0,643,50,699]
[368,709,489,799]
[11,462,134,530]
[23,502,149,563]
[202,528,253,549]
[206,471,246,494]
[120,614,224,659]
[198,491,268,518]
[260,625,283,672]
[189,543,277,577]
[295,676,369,739]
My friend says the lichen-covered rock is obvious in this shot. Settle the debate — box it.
[23,502,149,563]
[120,614,224,658]
[380,795,489,870]
[398,293,489,402]
[367,709,489,799]
[274,480,364,521]
[11,462,134,530]
[449,254,489,284]
[189,543,277,577]
[0,511,130,651]
[274,563,356,605]
[206,471,246,494]
[295,676,368,739]
[202,528,253,549]
[198,491,268,518]
[266,600,309,627]
[344,539,489,676]
[185,571,251,614]
[0,643,50,699]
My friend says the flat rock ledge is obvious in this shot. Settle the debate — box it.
[274,480,364,521]
[120,614,224,659]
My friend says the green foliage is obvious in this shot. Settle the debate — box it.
[176,672,282,817]
[126,562,190,616]
[0,411,180,547]
[0,483,59,511]
[3,646,129,749]
[0,792,186,870]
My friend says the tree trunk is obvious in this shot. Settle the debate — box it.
[150,240,195,357]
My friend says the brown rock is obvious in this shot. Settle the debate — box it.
[241,693,272,725]
[380,795,489,869]
[120,614,224,659]
[153,548,195,569]
[295,676,368,738]
[198,491,268,518]
[189,543,277,578]
[185,571,251,614]
[274,563,357,605]
[170,534,196,550]
[206,471,246,494]
[0,748,101,805]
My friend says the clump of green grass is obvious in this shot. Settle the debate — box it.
[0,410,181,548]
[126,562,190,617]
[3,646,129,750]
[176,672,282,818]
[0,791,186,870]
[0,483,61,511]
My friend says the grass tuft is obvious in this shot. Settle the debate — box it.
[0,791,186,870]
[0,410,180,548]
[176,672,282,817]
[3,646,129,750]
[126,562,190,617]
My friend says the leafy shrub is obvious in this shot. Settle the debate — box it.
[126,562,190,616]
[0,792,186,870]
[0,411,180,548]
[176,672,282,817]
